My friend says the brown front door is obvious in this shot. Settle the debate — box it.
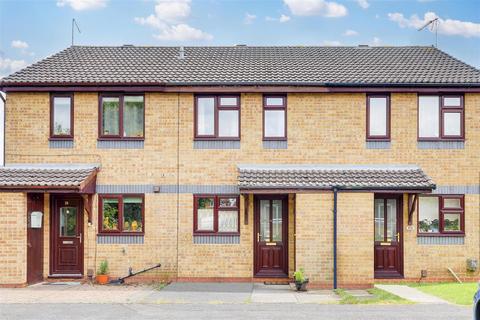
[27,193,44,284]
[254,195,288,277]
[50,196,84,276]
[374,194,403,278]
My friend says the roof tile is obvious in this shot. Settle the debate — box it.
[1,46,479,86]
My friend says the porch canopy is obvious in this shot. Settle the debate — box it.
[238,164,436,193]
[0,164,99,194]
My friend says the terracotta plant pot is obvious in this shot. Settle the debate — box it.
[96,274,109,285]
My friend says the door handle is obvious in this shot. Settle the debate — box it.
[396,232,400,242]
[27,242,32,248]
[77,233,82,244]
[257,233,260,242]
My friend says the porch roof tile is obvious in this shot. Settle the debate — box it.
[237,164,435,191]
[0,164,99,191]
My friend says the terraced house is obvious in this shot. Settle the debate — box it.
[0,45,479,288]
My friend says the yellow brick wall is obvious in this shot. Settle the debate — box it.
[403,194,480,281]
[0,193,26,285]
[2,91,479,286]
[296,192,373,288]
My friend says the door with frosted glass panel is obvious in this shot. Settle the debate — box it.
[254,196,288,277]
[51,196,84,275]
[374,195,403,278]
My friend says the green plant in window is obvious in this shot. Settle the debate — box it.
[102,202,118,230]
[419,218,439,233]
[444,217,459,230]
[124,201,142,232]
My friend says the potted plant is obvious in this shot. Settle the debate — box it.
[96,260,109,285]
[293,268,309,291]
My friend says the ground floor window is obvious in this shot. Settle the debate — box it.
[418,195,464,235]
[99,194,144,234]
[194,195,239,234]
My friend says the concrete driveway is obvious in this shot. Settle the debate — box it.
[0,282,471,319]
[0,303,471,320]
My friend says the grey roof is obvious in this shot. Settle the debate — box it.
[238,164,435,190]
[1,46,479,87]
[0,164,98,189]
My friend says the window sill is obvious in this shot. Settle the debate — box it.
[417,233,464,237]
[49,137,73,141]
[263,138,287,142]
[194,138,240,141]
[98,138,144,141]
[366,138,390,142]
[417,139,465,142]
[193,232,240,236]
[98,232,144,236]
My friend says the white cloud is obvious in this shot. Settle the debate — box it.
[56,0,107,11]
[388,11,480,38]
[10,40,34,56]
[322,40,342,46]
[244,13,257,24]
[265,14,291,23]
[372,37,381,45]
[356,0,369,9]
[135,0,212,41]
[343,29,358,36]
[284,0,347,18]
[11,40,28,49]
[0,57,27,78]
[153,24,213,41]
[279,14,291,22]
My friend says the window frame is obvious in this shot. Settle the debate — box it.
[193,194,240,235]
[194,95,241,140]
[366,94,390,141]
[50,93,74,140]
[98,93,145,140]
[98,194,145,235]
[263,94,287,141]
[417,194,465,236]
[417,94,464,141]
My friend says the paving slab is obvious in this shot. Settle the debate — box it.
[295,290,341,304]
[345,289,373,297]
[375,284,449,304]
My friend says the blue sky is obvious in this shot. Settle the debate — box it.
[0,0,479,78]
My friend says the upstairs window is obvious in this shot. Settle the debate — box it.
[99,195,144,234]
[194,195,239,234]
[50,94,73,139]
[418,195,464,235]
[99,94,144,139]
[367,95,390,141]
[263,95,287,140]
[194,95,240,139]
[418,95,464,140]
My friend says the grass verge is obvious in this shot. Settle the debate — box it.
[335,288,411,305]
[408,282,476,306]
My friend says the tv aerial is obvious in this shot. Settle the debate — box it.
[418,17,439,47]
